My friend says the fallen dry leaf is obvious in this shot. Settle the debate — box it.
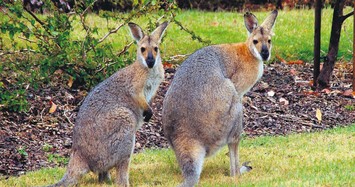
[321,88,331,94]
[330,89,342,95]
[316,108,322,123]
[163,62,173,68]
[287,60,304,65]
[267,90,275,97]
[67,76,74,88]
[279,97,289,105]
[308,80,314,86]
[49,101,57,114]
[276,54,287,64]
[303,90,320,96]
[289,69,298,75]
[343,89,355,98]
[211,21,219,26]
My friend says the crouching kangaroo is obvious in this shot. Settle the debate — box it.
[162,10,278,187]
[47,21,168,187]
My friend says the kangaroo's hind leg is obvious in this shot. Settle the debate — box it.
[115,156,131,187]
[49,151,89,187]
[98,171,111,183]
[173,140,206,187]
[228,102,244,177]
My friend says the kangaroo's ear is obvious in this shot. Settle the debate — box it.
[128,22,144,42]
[244,12,258,34]
[260,10,278,32]
[150,21,169,43]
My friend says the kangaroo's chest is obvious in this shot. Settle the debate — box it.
[144,68,164,102]
[234,60,264,96]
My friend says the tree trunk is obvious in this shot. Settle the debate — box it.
[313,0,321,88]
[353,0,355,91]
[316,0,353,89]
[276,0,283,10]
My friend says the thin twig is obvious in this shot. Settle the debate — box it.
[95,41,134,73]
[156,15,165,25]
[98,23,125,44]
[0,6,15,20]
[173,18,211,45]
[0,49,37,56]
[117,41,134,56]
[23,6,45,26]
[166,54,190,63]
[18,36,37,43]
[81,0,98,16]
[63,110,74,125]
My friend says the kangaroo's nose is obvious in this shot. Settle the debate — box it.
[146,52,155,68]
[261,45,269,61]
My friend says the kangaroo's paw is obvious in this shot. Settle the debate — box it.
[143,108,153,122]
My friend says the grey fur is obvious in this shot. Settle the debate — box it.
[47,21,168,187]
[162,11,277,187]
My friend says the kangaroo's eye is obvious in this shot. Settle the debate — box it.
[253,40,258,45]
[154,47,158,52]
[268,39,271,44]
[141,47,146,53]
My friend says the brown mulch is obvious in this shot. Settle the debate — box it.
[0,60,354,178]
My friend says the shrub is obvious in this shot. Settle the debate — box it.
[0,0,177,112]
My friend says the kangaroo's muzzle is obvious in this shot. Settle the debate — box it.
[261,45,269,61]
[146,52,155,68]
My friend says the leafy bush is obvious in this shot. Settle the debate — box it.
[0,0,209,112]
[0,0,178,112]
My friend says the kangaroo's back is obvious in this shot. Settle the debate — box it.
[162,10,278,187]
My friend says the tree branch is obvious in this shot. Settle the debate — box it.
[18,36,37,43]
[82,0,98,15]
[23,6,45,26]
[341,10,354,22]
[0,49,37,56]
[98,23,125,44]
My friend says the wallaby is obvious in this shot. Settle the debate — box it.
[47,21,168,187]
[162,10,278,187]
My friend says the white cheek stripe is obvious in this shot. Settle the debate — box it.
[267,45,272,61]
[252,45,263,61]
[139,55,148,68]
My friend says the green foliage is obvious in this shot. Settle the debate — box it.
[42,144,54,152]
[18,146,28,158]
[47,154,69,165]
[0,0,180,112]
[344,105,355,111]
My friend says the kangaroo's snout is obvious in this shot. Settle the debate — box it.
[146,52,155,68]
[261,45,269,61]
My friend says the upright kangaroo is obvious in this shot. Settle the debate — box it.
[48,21,168,187]
[162,10,277,187]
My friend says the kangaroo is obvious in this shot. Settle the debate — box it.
[47,21,168,187]
[162,10,278,187]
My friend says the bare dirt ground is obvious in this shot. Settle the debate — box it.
[1,60,354,177]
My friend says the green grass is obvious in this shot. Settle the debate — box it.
[2,125,354,187]
[1,8,353,62]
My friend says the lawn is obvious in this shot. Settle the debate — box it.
[1,125,354,187]
[1,8,353,62]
